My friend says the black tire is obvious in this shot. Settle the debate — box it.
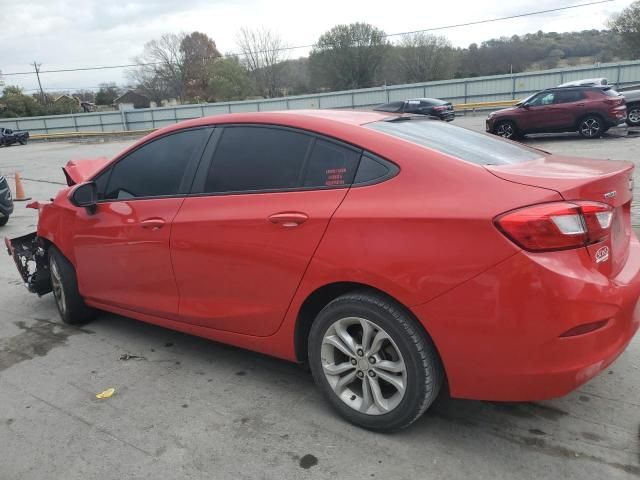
[578,115,604,138]
[626,105,640,127]
[0,216,8,226]
[308,291,443,432]
[493,120,519,140]
[48,246,95,325]
[18,139,26,145]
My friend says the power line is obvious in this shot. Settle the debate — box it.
[0,0,615,77]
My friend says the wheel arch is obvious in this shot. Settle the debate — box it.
[293,282,446,379]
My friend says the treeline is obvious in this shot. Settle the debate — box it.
[128,26,634,104]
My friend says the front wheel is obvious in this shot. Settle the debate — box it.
[578,115,604,138]
[308,292,443,431]
[627,105,640,127]
[494,120,519,140]
[18,138,27,145]
[0,216,8,226]
[48,246,95,325]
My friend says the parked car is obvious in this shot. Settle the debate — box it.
[557,78,640,127]
[6,111,640,431]
[0,127,30,146]
[0,173,13,226]
[619,87,640,127]
[374,98,455,121]
[486,86,627,139]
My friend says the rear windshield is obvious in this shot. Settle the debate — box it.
[367,119,543,165]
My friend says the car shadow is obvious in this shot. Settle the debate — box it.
[71,310,640,476]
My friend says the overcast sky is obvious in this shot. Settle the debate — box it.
[0,0,635,93]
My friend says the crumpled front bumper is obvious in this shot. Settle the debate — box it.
[4,232,51,295]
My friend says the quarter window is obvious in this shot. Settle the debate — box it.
[102,128,209,200]
[302,139,360,188]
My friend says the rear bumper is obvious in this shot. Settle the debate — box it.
[412,235,640,401]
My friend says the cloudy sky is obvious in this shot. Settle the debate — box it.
[0,0,635,93]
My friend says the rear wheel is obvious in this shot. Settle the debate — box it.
[494,120,519,140]
[308,291,443,431]
[578,115,604,138]
[627,105,640,127]
[48,246,95,325]
[0,216,8,226]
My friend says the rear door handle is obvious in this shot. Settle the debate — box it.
[577,103,585,107]
[141,218,166,230]
[268,212,308,227]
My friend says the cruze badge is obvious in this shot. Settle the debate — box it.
[604,191,616,199]
[595,246,610,263]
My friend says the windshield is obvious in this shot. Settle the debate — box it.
[367,119,544,165]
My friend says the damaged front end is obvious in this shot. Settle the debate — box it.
[4,232,52,296]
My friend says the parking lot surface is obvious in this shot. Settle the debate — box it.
[1,121,639,479]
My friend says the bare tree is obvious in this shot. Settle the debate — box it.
[236,27,288,97]
[129,33,186,103]
[398,33,455,83]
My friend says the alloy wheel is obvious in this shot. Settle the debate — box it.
[580,118,601,137]
[496,123,514,139]
[628,108,640,125]
[50,259,67,316]
[321,316,407,415]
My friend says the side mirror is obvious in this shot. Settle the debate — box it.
[70,182,97,214]
[520,103,530,109]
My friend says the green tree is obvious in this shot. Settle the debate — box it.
[608,1,640,57]
[208,57,254,101]
[95,83,120,105]
[0,86,44,118]
[309,23,389,90]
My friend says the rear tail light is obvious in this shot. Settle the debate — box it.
[495,201,613,252]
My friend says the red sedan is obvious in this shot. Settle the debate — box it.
[6,110,640,431]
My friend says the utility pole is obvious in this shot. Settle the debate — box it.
[33,61,47,105]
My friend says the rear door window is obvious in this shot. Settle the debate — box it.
[367,119,543,166]
[554,90,585,103]
[203,126,312,193]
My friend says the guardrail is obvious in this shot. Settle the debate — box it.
[25,100,522,141]
[26,100,518,141]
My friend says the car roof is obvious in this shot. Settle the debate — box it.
[141,110,394,141]
[117,109,399,158]
[541,86,611,92]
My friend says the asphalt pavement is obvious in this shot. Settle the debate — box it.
[0,121,639,480]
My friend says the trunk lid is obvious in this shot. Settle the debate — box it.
[486,155,635,277]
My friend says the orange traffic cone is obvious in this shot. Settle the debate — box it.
[13,172,31,202]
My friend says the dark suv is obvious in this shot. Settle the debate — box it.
[486,87,627,139]
[0,174,13,226]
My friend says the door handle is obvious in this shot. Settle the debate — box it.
[268,212,308,227]
[577,103,585,107]
[140,218,166,230]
